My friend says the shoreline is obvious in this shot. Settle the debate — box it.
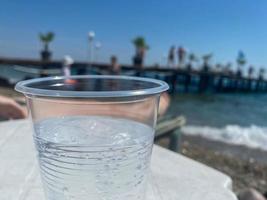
[179,134,267,194]
[181,134,267,165]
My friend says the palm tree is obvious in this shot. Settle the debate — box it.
[202,53,212,65]
[132,36,149,68]
[132,37,149,50]
[248,65,254,78]
[39,32,55,61]
[187,53,197,71]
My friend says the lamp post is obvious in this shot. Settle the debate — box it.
[94,42,102,62]
[88,31,95,66]
[161,54,167,68]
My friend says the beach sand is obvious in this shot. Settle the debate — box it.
[179,134,267,194]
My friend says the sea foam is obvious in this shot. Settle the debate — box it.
[182,125,267,151]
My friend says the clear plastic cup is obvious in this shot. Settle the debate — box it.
[15,75,169,200]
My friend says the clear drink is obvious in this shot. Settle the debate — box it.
[15,75,168,200]
[34,116,154,200]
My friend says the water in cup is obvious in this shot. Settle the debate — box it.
[34,116,154,200]
[15,75,168,200]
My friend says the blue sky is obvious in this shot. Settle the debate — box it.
[1,0,267,68]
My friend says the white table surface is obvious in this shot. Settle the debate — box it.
[0,119,237,200]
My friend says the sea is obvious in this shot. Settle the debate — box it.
[1,64,267,151]
[170,94,267,151]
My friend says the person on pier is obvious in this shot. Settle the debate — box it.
[198,54,212,93]
[248,65,254,79]
[201,54,212,72]
[109,55,121,75]
[236,51,246,78]
[223,62,233,75]
[255,68,265,91]
[167,46,175,68]
[177,46,186,68]
[187,53,197,72]
[258,68,265,80]
[62,55,74,77]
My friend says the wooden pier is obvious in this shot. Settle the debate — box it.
[0,57,267,93]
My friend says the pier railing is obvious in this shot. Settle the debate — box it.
[0,57,267,93]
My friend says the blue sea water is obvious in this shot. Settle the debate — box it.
[170,94,267,150]
[0,64,42,83]
[170,94,267,127]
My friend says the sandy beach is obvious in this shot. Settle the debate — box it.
[179,134,267,194]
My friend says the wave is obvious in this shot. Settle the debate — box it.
[181,125,267,151]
